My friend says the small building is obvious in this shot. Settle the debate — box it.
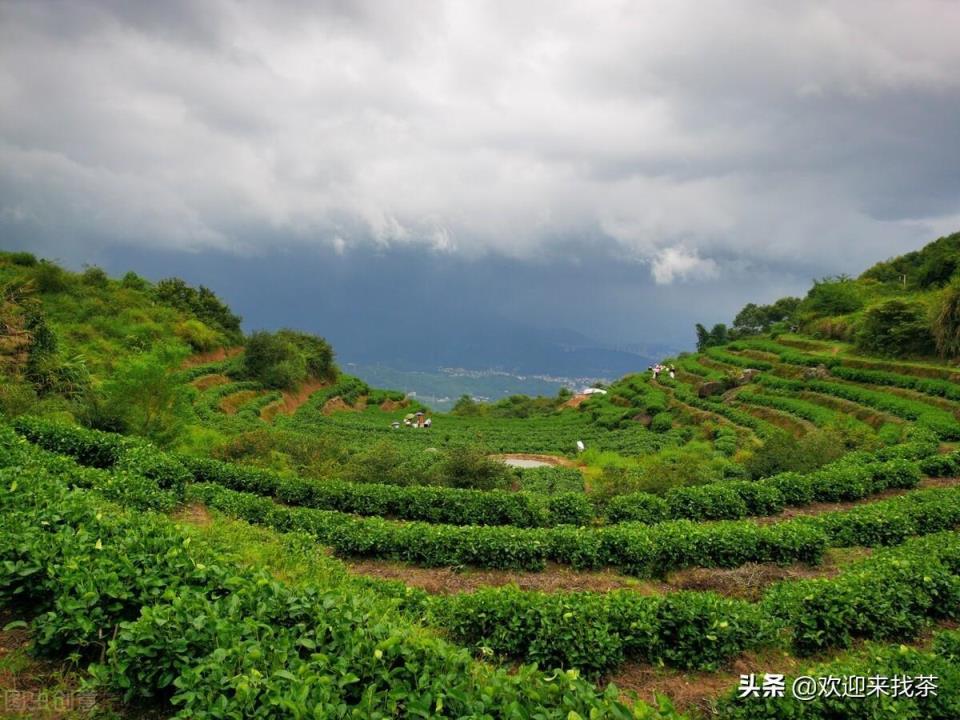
[582,388,607,395]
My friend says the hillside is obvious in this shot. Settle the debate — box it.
[2,235,960,718]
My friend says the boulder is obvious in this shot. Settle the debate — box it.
[739,368,761,383]
[803,364,831,380]
[698,381,726,398]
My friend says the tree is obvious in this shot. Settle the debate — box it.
[709,323,728,346]
[933,280,960,359]
[802,276,863,316]
[90,344,191,446]
[243,329,337,390]
[154,277,242,342]
[695,323,710,352]
[695,322,729,350]
[768,296,801,324]
[856,299,934,357]
[121,271,148,290]
[432,445,513,491]
[732,303,765,335]
[452,394,481,415]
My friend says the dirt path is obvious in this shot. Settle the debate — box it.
[220,389,263,415]
[605,648,805,715]
[345,549,861,600]
[347,560,656,594]
[181,346,243,368]
[191,373,231,391]
[561,393,590,409]
[260,379,328,422]
[173,503,214,527]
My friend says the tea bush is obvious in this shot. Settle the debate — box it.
[716,630,960,719]
[765,532,960,655]
[0,456,681,719]
[433,587,773,676]
[186,483,828,575]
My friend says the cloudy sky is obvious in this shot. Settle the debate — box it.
[2,0,959,363]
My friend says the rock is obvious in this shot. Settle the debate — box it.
[803,364,831,380]
[740,368,761,383]
[698,381,726,398]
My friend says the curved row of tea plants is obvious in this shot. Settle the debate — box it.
[182,454,591,528]
[734,389,857,429]
[427,529,960,678]
[13,415,955,536]
[12,416,190,494]
[185,478,960,576]
[757,375,960,438]
[606,446,936,524]
[186,481,827,574]
[715,628,960,719]
[432,587,771,678]
[732,337,960,384]
[0,461,681,719]
[663,378,780,439]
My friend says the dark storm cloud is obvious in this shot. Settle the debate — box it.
[1,0,959,348]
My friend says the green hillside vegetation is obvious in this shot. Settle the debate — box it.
[3,232,960,718]
[697,230,960,361]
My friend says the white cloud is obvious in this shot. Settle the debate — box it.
[651,247,718,284]
[1,0,959,281]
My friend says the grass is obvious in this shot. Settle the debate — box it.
[174,505,350,589]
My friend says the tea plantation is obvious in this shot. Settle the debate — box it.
[3,237,960,718]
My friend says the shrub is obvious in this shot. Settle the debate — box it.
[765,532,960,655]
[242,329,336,389]
[154,277,242,341]
[857,299,935,357]
[920,451,960,478]
[716,630,960,718]
[516,466,584,494]
[115,443,190,497]
[8,251,37,266]
[933,278,960,359]
[547,493,594,526]
[650,412,674,433]
[606,493,670,524]
[80,265,109,288]
[181,454,548,528]
[801,276,863,316]
[120,271,148,290]
[90,343,192,446]
[174,319,220,352]
[31,260,71,292]
[432,445,513,491]
[13,416,125,467]
[189,482,829,576]
[1,465,669,719]
[434,587,771,677]
[665,484,748,521]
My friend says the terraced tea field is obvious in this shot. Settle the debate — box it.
[5,330,960,719]
[6,239,960,718]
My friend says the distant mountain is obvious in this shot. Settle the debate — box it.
[333,313,675,378]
